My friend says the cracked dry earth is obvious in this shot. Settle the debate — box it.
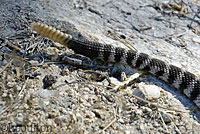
[0,0,200,134]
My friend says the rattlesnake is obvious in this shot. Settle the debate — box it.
[31,22,200,108]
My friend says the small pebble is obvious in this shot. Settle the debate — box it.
[161,112,172,124]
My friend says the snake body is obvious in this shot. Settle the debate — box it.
[31,23,200,108]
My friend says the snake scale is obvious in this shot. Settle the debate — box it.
[31,22,200,109]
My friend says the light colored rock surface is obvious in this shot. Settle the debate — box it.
[134,83,161,100]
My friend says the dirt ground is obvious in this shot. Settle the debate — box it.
[0,0,200,133]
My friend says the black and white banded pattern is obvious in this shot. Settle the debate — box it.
[31,23,200,108]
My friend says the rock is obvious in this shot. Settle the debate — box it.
[92,109,109,120]
[84,119,93,125]
[133,83,161,101]
[6,82,16,88]
[161,112,172,124]
[85,111,95,119]
[16,113,24,124]
[64,75,77,83]
[192,37,200,43]
[109,77,121,86]
[46,47,59,61]
[38,89,59,99]
[144,107,152,113]
[43,74,57,89]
